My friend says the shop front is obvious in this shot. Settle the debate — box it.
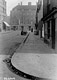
[42,9,57,49]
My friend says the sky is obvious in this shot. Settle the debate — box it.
[5,0,38,16]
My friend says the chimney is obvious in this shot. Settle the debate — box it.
[36,2,38,5]
[21,2,22,5]
[28,2,31,6]
[18,3,20,5]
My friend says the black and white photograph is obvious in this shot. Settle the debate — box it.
[0,0,57,80]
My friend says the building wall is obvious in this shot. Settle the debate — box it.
[43,0,48,17]
[36,0,44,38]
[43,0,57,16]
[50,0,57,8]
[54,13,57,52]
[0,0,6,31]
[43,0,57,50]
[38,0,43,22]
[10,3,37,30]
[4,16,10,25]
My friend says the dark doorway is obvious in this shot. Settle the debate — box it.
[47,21,50,39]
[51,18,55,49]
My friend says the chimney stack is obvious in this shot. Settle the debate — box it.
[18,3,20,5]
[28,2,31,6]
[21,2,22,5]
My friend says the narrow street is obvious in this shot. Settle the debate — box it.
[0,31,26,55]
[0,0,57,79]
[0,31,29,80]
[0,31,57,80]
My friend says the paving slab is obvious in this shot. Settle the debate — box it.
[11,33,57,80]
[16,33,55,53]
[11,53,57,80]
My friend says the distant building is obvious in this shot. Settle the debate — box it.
[37,0,43,37]
[41,0,57,52]
[35,0,43,36]
[37,0,43,22]
[0,0,6,31]
[10,2,37,31]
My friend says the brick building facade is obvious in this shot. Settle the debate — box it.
[10,2,37,31]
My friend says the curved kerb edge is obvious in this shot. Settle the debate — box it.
[3,58,50,80]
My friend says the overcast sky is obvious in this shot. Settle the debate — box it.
[5,0,38,16]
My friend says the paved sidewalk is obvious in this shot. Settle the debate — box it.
[11,32,57,80]
[16,32,55,53]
